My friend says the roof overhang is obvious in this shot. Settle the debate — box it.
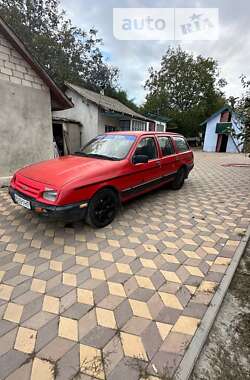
[52,116,82,126]
[100,110,151,122]
[0,16,73,111]
[65,82,154,122]
[200,105,232,126]
[145,113,171,123]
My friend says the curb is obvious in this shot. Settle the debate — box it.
[174,224,250,380]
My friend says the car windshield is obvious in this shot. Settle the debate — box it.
[76,134,136,160]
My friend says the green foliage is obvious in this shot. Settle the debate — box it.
[143,47,226,136]
[105,87,139,112]
[0,0,119,90]
[230,76,250,153]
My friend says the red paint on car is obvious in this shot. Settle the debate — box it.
[9,131,194,227]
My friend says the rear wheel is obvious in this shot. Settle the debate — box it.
[171,167,186,190]
[86,188,119,228]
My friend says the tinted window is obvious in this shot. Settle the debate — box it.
[134,137,158,160]
[119,120,130,131]
[105,125,116,132]
[174,137,189,152]
[158,137,174,156]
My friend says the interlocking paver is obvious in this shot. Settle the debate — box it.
[37,336,75,361]
[0,327,18,357]
[3,302,24,323]
[81,325,116,349]
[0,350,29,379]
[56,344,80,380]
[35,315,59,352]
[58,316,78,341]
[80,344,105,379]
[30,357,54,380]
[5,361,32,380]
[14,326,37,354]
[0,151,250,378]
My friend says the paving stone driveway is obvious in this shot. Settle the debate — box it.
[0,151,249,380]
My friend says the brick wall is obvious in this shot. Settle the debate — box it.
[0,31,47,91]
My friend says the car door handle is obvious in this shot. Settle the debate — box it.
[155,161,161,167]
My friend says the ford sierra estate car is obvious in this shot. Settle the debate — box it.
[9,132,194,227]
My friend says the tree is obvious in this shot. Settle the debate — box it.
[230,76,250,153]
[0,0,118,90]
[143,47,226,136]
[105,87,139,112]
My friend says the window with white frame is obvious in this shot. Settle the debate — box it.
[156,123,165,132]
[131,119,147,131]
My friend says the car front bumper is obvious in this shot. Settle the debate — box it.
[9,187,88,222]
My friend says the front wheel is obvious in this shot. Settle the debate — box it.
[86,188,119,228]
[171,167,186,190]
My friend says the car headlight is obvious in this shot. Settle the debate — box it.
[42,189,57,201]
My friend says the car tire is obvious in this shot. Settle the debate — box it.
[86,188,119,228]
[171,167,186,190]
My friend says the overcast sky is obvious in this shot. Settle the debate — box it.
[61,0,250,106]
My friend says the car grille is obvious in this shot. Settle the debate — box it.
[15,177,41,198]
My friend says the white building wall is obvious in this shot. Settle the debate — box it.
[203,113,221,152]
[203,111,242,153]
[155,121,167,131]
[226,136,237,152]
[53,89,99,146]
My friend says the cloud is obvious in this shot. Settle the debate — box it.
[61,0,250,105]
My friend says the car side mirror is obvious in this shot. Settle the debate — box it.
[133,155,149,164]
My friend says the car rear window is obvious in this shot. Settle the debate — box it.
[173,137,189,152]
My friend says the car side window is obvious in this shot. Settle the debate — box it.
[173,137,189,152]
[134,137,158,160]
[158,137,174,156]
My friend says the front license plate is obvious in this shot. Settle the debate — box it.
[14,194,31,209]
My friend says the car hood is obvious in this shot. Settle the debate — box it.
[17,155,122,188]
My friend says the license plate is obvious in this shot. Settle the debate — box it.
[14,194,31,209]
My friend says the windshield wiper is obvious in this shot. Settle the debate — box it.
[88,153,119,161]
[73,151,88,157]
[73,152,119,160]
[86,153,120,161]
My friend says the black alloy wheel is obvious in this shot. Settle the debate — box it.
[171,167,186,190]
[87,188,119,228]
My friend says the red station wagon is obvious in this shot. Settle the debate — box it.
[9,132,194,227]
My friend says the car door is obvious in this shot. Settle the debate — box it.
[157,135,177,181]
[124,135,162,196]
[172,136,193,171]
